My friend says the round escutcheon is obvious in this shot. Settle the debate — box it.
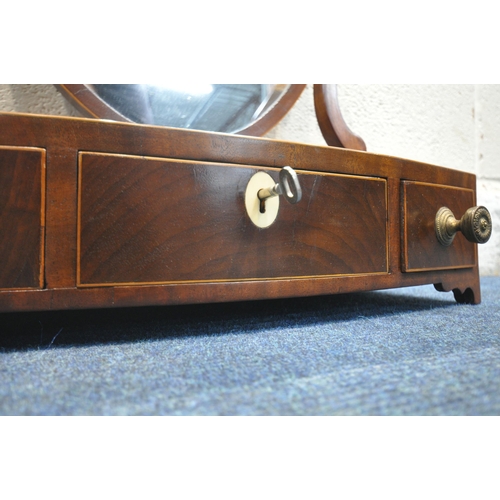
[245,171,280,228]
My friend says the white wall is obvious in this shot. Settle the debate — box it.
[0,84,79,117]
[1,84,498,275]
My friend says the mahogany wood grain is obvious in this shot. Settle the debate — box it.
[44,147,79,288]
[0,112,485,311]
[0,267,481,312]
[78,153,387,285]
[402,181,476,272]
[0,147,45,289]
[0,113,475,187]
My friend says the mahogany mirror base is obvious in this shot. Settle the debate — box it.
[0,113,484,313]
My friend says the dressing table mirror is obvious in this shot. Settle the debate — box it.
[0,84,492,313]
[56,84,306,136]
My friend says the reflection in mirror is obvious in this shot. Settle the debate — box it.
[57,84,305,136]
[92,84,282,132]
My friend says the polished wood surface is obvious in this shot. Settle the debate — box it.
[0,147,45,289]
[78,153,387,285]
[402,181,476,272]
[0,112,483,311]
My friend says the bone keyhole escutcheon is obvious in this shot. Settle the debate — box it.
[245,166,302,228]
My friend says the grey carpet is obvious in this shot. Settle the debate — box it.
[1,277,499,415]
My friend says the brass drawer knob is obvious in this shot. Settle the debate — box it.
[435,206,492,246]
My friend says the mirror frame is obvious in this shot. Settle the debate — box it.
[313,84,366,151]
[55,84,306,136]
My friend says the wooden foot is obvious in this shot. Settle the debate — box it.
[434,280,481,305]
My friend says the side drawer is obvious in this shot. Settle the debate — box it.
[0,147,45,289]
[77,152,388,286]
[402,181,476,272]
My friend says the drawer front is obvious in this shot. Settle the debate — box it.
[77,153,388,286]
[402,181,476,272]
[0,147,45,289]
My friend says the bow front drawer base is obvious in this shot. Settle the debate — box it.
[0,113,487,312]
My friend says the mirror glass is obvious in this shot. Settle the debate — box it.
[68,84,301,134]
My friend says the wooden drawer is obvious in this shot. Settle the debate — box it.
[77,152,388,286]
[402,181,476,272]
[0,147,45,289]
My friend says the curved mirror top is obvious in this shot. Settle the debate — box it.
[57,84,305,136]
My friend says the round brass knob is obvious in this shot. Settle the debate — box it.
[435,206,492,246]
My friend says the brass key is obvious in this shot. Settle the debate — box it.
[257,166,302,213]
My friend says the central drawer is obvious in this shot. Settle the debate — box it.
[77,152,388,286]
